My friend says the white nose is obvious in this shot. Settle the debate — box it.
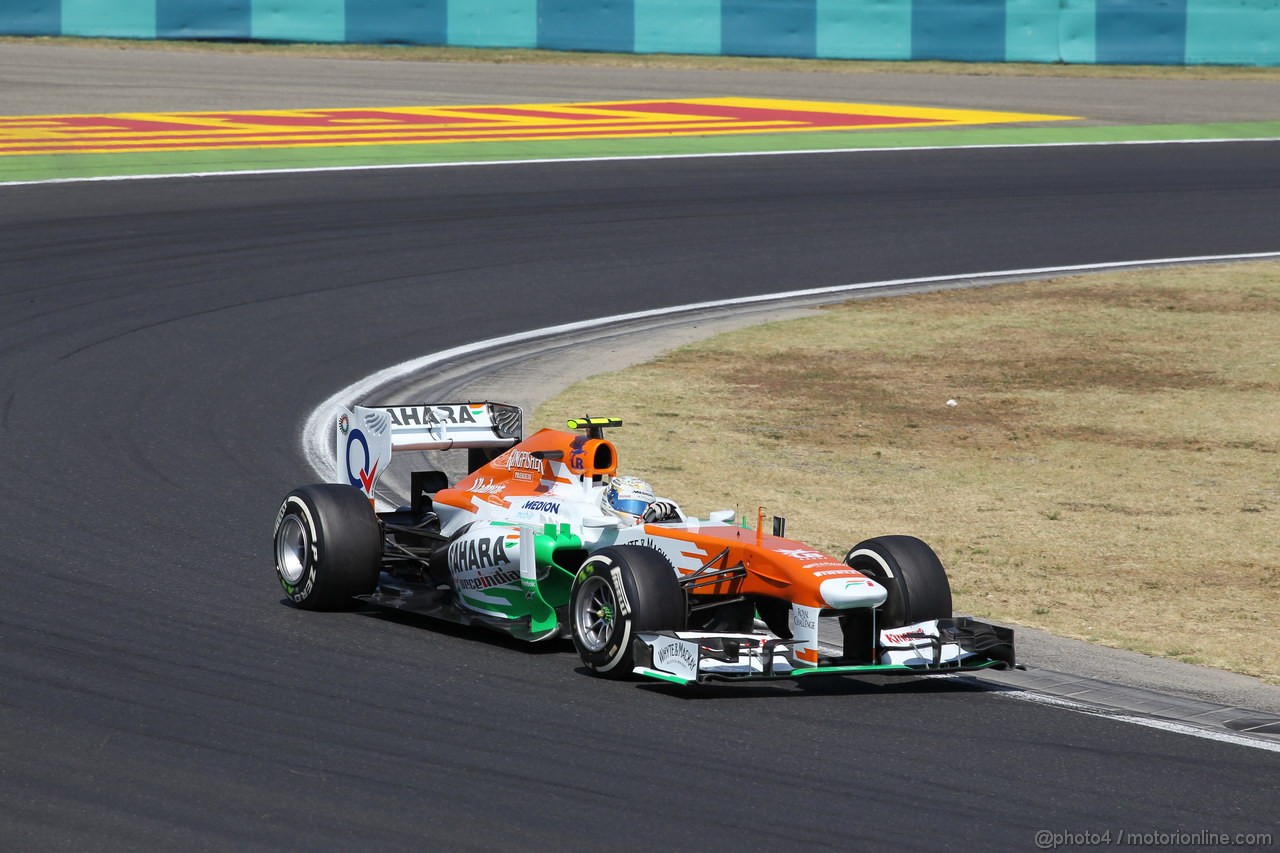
[820,577,888,609]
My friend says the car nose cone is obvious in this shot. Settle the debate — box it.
[820,577,887,609]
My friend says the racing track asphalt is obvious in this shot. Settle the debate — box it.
[3,100,1280,851]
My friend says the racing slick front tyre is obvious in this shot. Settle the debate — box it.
[273,484,382,611]
[843,535,952,629]
[570,546,686,679]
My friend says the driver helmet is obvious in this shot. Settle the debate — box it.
[602,476,656,524]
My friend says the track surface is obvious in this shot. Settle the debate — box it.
[3,140,1278,848]
[4,40,1280,122]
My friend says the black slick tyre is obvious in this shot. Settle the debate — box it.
[843,535,952,629]
[570,546,685,679]
[273,484,383,610]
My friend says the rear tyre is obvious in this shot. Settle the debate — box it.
[273,484,383,610]
[570,546,685,678]
[843,535,952,629]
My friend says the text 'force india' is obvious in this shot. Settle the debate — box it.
[273,402,1015,685]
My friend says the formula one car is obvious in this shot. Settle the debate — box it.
[272,402,1014,684]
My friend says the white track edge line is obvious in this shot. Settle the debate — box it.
[992,690,1280,753]
[302,250,1280,481]
[4,135,1279,188]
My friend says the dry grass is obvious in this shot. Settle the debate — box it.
[5,36,1280,81]
[536,262,1280,683]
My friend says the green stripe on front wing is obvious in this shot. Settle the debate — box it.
[787,660,1007,676]
[633,668,692,686]
[635,659,1007,684]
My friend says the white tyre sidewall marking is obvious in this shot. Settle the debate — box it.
[577,555,631,673]
[276,495,321,602]
[848,547,895,580]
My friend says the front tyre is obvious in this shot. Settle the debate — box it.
[570,546,685,679]
[273,484,382,610]
[843,535,952,629]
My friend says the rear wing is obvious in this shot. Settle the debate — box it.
[335,402,522,498]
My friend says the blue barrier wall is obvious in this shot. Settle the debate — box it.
[2,0,1277,65]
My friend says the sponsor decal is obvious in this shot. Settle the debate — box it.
[345,428,378,493]
[337,414,349,436]
[456,569,521,590]
[448,535,512,573]
[793,607,817,631]
[569,436,588,473]
[810,566,856,574]
[386,405,480,427]
[777,547,830,562]
[623,535,708,576]
[521,499,561,514]
[654,638,698,676]
[387,406,436,427]
[610,567,632,617]
[883,630,929,645]
[469,478,506,495]
[500,449,544,474]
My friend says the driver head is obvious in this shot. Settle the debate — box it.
[602,475,656,525]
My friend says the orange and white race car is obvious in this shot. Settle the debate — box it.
[272,402,1015,685]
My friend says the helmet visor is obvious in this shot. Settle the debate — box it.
[610,497,650,518]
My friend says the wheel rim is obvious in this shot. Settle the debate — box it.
[276,514,310,585]
[574,575,616,653]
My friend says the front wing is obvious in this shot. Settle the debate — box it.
[632,617,1015,685]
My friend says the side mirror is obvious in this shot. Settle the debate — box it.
[583,515,623,529]
[708,510,736,524]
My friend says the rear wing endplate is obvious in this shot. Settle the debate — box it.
[335,402,522,498]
